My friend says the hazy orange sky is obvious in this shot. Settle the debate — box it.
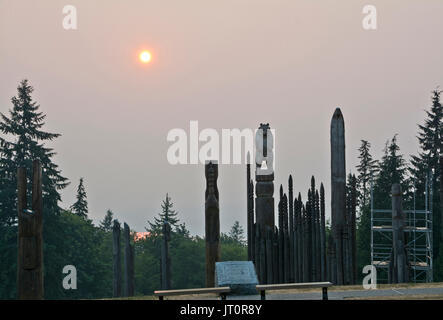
[1,1,443,235]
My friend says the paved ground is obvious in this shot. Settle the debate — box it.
[227,286,443,300]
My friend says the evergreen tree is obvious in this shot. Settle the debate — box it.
[355,141,378,282]
[356,140,378,210]
[411,90,443,177]
[409,89,443,279]
[346,173,359,212]
[99,209,114,232]
[0,80,68,298]
[0,79,68,223]
[175,222,190,238]
[0,142,16,227]
[70,178,88,219]
[146,193,179,236]
[373,135,409,209]
[228,221,245,245]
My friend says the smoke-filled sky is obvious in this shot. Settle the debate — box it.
[1,1,443,235]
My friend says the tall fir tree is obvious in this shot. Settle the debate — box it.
[99,209,114,232]
[146,193,179,236]
[355,140,378,280]
[373,135,409,209]
[356,140,378,210]
[70,177,88,219]
[409,89,443,279]
[175,222,190,238]
[0,79,68,223]
[228,221,245,245]
[0,80,68,298]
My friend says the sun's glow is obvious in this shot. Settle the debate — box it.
[139,51,152,63]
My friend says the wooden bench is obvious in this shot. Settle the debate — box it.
[256,282,333,300]
[154,287,231,300]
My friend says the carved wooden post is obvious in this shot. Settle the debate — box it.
[250,181,255,262]
[254,223,263,283]
[161,221,172,290]
[254,223,260,279]
[310,178,318,281]
[320,183,327,282]
[205,161,220,287]
[440,154,443,239]
[327,234,337,284]
[278,196,284,283]
[330,107,347,285]
[255,123,275,234]
[247,154,253,261]
[391,184,409,283]
[302,204,309,282]
[259,234,266,284]
[113,220,121,297]
[350,175,357,284]
[272,227,279,283]
[315,189,321,281]
[247,152,255,264]
[308,191,315,281]
[254,123,274,282]
[293,196,298,282]
[17,160,44,300]
[265,226,273,284]
[123,223,134,296]
[288,175,295,282]
[296,193,303,282]
[283,194,290,283]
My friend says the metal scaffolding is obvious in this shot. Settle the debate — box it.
[370,173,433,283]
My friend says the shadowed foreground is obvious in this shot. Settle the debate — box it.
[109,282,443,300]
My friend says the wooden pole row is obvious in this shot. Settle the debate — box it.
[113,220,135,297]
[249,174,331,284]
[247,111,360,285]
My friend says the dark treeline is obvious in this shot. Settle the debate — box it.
[0,80,442,298]
[0,80,246,299]
[355,90,443,282]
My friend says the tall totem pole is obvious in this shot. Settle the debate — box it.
[247,152,255,261]
[205,161,220,287]
[161,221,172,290]
[123,223,135,297]
[255,123,275,233]
[17,160,44,300]
[112,220,122,297]
[389,184,409,283]
[330,107,347,285]
[254,124,274,283]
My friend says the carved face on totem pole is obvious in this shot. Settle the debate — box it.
[205,161,219,201]
[255,123,274,176]
[204,161,219,242]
